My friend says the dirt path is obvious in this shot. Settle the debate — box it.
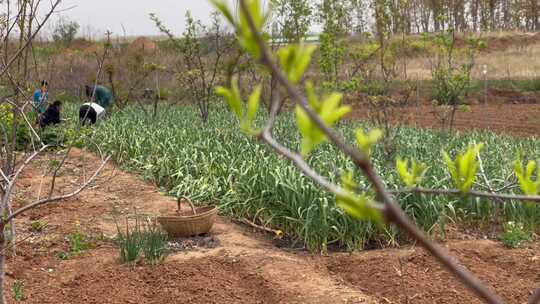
[8,149,374,304]
[7,149,540,303]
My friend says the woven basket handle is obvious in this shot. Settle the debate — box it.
[177,196,197,215]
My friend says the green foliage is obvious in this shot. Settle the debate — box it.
[271,0,312,43]
[216,78,261,134]
[116,222,142,265]
[158,88,170,100]
[115,217,168,265]
[0,103,32,151]
[499,221,530,248]
[65,125,92,148]
[432,65,473,106]
[391,37,431,57]
[427,30,478,129]
[396,158,427,187]
[443,143,484,194]
[354,42,380,61]
[355,128,383,157]
[317,0,349,87]
[277,44,316,84]
[29,220,47,233]
[516,78,540,92]
[52,17,80,46]
[40,124,91,148]
[514,158,540,196]
[337,172,383,223]
[55,250,70,260]
[140,220,168,265]
[295,82,351,156]
[68,223,96,255]
[12,280,24,303]
[211,0,269,58]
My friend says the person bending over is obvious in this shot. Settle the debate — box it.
[79,102,105,125]
[40,100,62,128]
[85,85,113,109]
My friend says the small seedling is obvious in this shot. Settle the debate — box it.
[12,280,24,303]
[68,223,96,255]
[55,250,70,260]
[29,220,47,233]
[500,221,530,248]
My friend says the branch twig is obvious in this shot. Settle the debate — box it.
[393,187,540,203]
[0,0,62,77]
[7,156,110,222]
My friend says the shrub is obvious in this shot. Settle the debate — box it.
[40,123,92,148]
[499,221,530,248]
[0,104,33,151]
[517,78,540,92]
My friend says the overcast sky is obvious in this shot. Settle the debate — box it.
[49,0,235,38]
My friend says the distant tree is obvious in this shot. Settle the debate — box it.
[271,0,313,43]
[318,0,351,88]
[52,17,80,46]
[151,11,234,122]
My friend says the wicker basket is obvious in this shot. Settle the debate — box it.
[157,196,218,238]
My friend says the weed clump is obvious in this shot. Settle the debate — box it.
[115,216,168,265]
[499,221,530,248]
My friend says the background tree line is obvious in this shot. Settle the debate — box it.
[270,0,539,39]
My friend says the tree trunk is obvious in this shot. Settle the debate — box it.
[0,222,6,304]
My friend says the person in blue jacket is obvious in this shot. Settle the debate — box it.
[33,80,49,114]
[85,85,113,108]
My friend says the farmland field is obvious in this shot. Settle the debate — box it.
[3,0,540,303]
[349,97,540,136]
[7,147,540,304]
[67,105,535,250]
[5,100,540,303]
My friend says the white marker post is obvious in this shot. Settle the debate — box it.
[482,65,488,104]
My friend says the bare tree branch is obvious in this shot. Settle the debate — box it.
[393,188,540,203]
[7,155,111,222]
[0,0,62,77]
[3,145,50,199]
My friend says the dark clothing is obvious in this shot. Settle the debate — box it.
[85,85,113,108]
[40,106,61,127]
[79,105,97,125]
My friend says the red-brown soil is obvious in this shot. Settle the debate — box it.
[349,93,540,137]
[6,149,540,303]
[326,241,540,304]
